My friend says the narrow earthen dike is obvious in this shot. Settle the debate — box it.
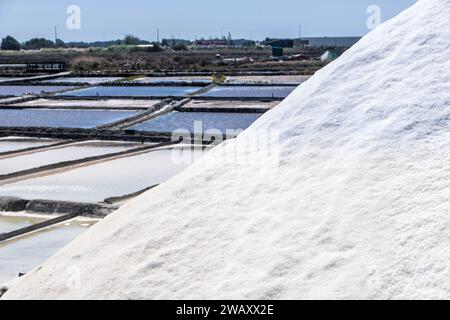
[0,196,114,218]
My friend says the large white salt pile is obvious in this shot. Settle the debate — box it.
[3,0,450,299]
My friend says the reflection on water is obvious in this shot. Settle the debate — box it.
[0,109,139,128]
[42,77,123,84]
[0,85,74,96]
[130,111,261,133]
[200,85,295,98]
[0,137,57,154]
[0,147,205,203]
[131,77,212,84]
[61,86,201,97]
[0,215,45,234]
[0,141,136,175]
[0,216,95,284]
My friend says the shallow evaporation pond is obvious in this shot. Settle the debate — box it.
[0,141,139,176]
[0,109,140,128]
[131,77,212,84]
[60,86,202,97]
[0,85,74,96]
[0,214,45,234]
[0,146,206,203]
[11,98,161,110]
[129,111,262,133]
[199,85,296,98]
[41,77,123,84]
[225,75,310,85]
[0,137,58,154]
[182,100,279,111]
[0,216,95,284]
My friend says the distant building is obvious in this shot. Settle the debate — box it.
[263,39,294,48]
[269,37,360,48]
[263,39,294,57]
[194,39,228,47]
[301,37,361,47]
[293,39,310,48]
[161,39,191,47]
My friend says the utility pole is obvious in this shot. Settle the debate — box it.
[297,24,303,48]
[157,28,160,44]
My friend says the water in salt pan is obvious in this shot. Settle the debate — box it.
[0,217,95,284]
[200,85,296,98]
[0,109,139,128]
[61,86,201,97]
[11,98,160,110]
[0,86,74,96]
[0,137,58,154]
[41,77,123,84]
[0,214,44,234]
[0,141,138,176]
[182,100,279,111]
[130,76,212,84]
[225,75,311,85]
[0,147,206,203]
[129,111,262,133]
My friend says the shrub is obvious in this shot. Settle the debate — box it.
[1,35,21,50]
[23,38,55,50]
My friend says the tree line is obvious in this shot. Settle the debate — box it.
[0,34,156,51]
[1,35,61,50]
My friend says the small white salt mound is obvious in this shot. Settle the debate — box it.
[4,0,450,299]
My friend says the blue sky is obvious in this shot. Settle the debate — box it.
[0,0,416,42]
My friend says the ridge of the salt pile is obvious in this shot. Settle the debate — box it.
[3,0,450,299]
